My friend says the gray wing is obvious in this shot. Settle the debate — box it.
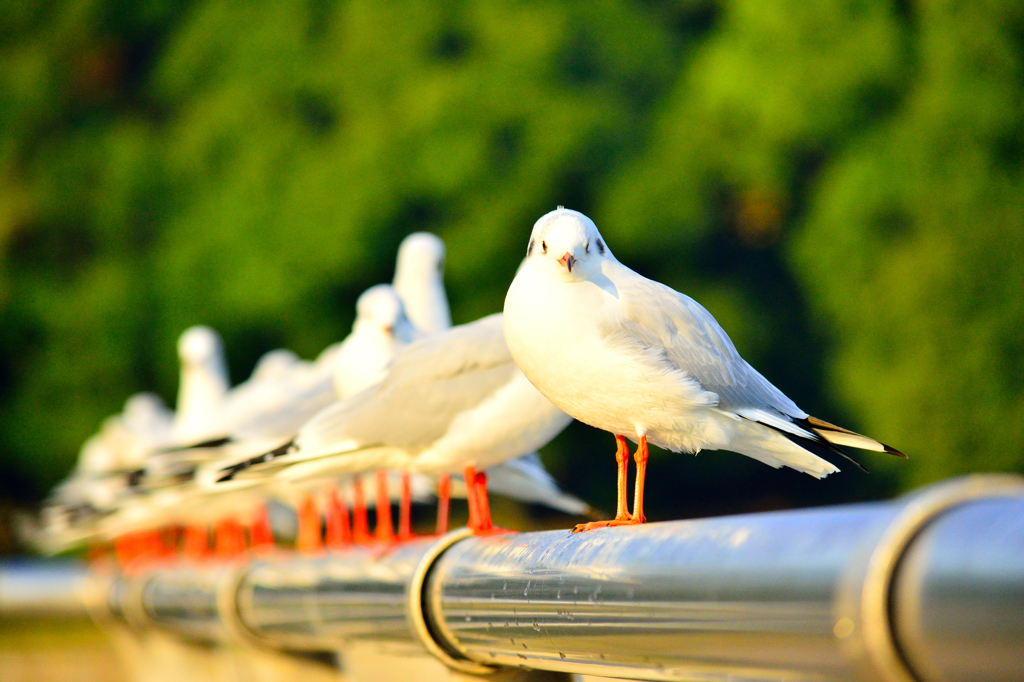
[485,453,591,515]
[611,267,805,419]
[298,313,517,455]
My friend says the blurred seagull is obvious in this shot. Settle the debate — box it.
[332,284,420,399]
[172,326,229,444]
[393,232,451,335]
[210,313,573,534]
[32,393,174,554]
[391,232,588,519]
[503,208,906,532]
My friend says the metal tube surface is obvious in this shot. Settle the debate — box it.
[427,505,893,681]
[0,559,89,619]
[892,497,1024,682]
[425,478,1024,682]
[88,476,1024,682]
[233,539,437,652]
[139,565,233,643]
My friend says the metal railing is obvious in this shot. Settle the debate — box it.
[87,474,1024,682]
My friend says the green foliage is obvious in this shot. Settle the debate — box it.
[0,0,1021,523]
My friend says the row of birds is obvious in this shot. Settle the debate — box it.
[33,208,905,564]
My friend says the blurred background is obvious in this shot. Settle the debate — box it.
[1,0,1022,554]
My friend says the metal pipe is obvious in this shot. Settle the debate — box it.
[423,475,1024,682]
[0,558,89,619]
[892,496,1024,682]
[98,475,1024,681]
[140,565,234,643]
[228,538,444,653]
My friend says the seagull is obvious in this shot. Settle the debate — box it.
[503,208,906,531]
[172,326,229,444]
[391,232,589,525]
[33,393,175,555]
[393,232,451,335]
[210,313,574,534]
[331,284,420,399]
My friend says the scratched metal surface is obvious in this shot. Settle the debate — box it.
[238,540,435,647]
[427,506,893,682]
[892,497,1024,682]
[141,566,232,643]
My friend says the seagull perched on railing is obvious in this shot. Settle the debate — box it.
[208,313,574,535]
[393,232,451,335]
[504,208,906,532]
[172,326,229,445]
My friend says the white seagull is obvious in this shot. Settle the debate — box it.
[503,208,905,531]
[331,284,420,399]
[211,313,574,534]
[172,326,229,444]
[393,232,451,335]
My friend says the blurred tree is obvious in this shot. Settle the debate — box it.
[0,0,1021,537]
[792,0,1024,487]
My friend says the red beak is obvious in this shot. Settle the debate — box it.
[557,252,575,272]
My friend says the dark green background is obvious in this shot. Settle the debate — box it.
[2,0,1022,550]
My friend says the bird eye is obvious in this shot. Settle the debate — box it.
[541,241,548,254]
[596,238,605,255]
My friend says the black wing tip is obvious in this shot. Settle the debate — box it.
[764,417,870,474]
[884,444,908,459]
[214,438,297,484]
[798,416,908,462]
[160,436,234,453]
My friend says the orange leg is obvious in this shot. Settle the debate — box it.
[398,472,413,541]
[464,464,480,531]
[574,434,646,532]
[114,535,134,569]
[375,470,395,543]
[140,531,160,563]
[325,485,352,550]
[475,472,493,533]
[351,475,371,544]
[435,473,451,535]
[632,435,649,523]
[215,518,246,558]
[183,524,210,561]
[297,493,323,555]
[160,527,178,560]
[249,505,275,550]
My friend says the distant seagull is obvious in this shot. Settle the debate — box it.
[172,326,229,444]
[393,232,451,335]
[331,284,420,399]
[33,393,174,553]
[504,208,905,531]
[210,314,573,533]
[390,233,589,520]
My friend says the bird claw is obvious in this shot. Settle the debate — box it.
[572,517,643,533]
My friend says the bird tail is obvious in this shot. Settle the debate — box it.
[798,416,907,458]
[727,419,842,479]
[731,409,906,478]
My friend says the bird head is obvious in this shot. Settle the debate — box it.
[526,207,611,282]
[355,284,418,342]
[177,326,224,368]
[395,232,446,281]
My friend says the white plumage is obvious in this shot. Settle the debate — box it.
[211,314,572,484]
[172,326,229,444]
[503,208,903,521]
